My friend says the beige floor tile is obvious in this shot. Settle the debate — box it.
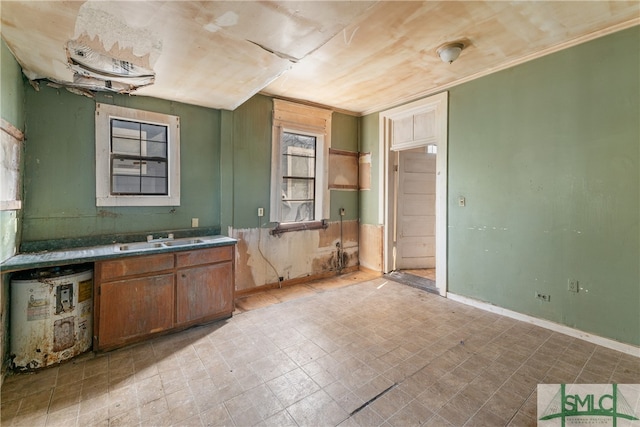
[77,405,109,426]
[44,406,79,427]
[139,396,169,422]
[108,407,141,427]
[257,409,298,427]
[286,389,349,426]
[1,275,634,427]
[482,387,525,424]
[422,413,454,426]
[199,402,233,427]
[267,367,320,407]
[465,407,507,426]
[507,410,536,427]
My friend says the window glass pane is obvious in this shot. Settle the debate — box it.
[141,177,168,194]
[112,174,168,195]
[112,120,142,156]
[141,123,167,143]
[112,175,140,194]
[144,160,167,178]
[146,140,167,158]
[112,137,141,156]
[281,132,315,155]
[111,119,140,139]
[281,201,314,222]
[282,153,315,178]
[281,178,314,201]
[112,158,143,176]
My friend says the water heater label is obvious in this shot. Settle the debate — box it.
[78,279,92,303]
[27,292,49,321]
[53,317,75,351]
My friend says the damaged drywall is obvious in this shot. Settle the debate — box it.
[232,220,359,292]
[63,2,161,93]
[359,223,383,271]
[73,2,162,69]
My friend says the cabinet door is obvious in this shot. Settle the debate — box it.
[98,274,174,350]
[176,263,233,325]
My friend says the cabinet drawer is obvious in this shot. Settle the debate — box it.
[175,246,233,268]
[97,253,175,281]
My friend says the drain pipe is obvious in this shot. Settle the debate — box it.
[338,208,345,272]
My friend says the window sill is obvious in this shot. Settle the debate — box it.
[96,195,180,207]
[270,220,328,236]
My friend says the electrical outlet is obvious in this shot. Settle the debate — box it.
[535,292,551,302]
[191,218,199,227]
[568,279,579,293]
[340,208,345,216]
[258,207,264,217]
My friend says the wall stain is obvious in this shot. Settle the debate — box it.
[97,210,120,218]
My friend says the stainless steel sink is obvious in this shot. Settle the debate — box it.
[116,242,164,252]
[115,237,209,252]
[163,239,204,247]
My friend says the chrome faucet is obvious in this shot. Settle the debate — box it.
[147,233,175,243]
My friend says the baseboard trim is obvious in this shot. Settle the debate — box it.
[446,292,640,358]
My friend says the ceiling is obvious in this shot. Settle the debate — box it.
[2,1,638,115]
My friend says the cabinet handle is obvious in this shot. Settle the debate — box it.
[181,274,186,278]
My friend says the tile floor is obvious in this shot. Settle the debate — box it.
[2,272,639,427]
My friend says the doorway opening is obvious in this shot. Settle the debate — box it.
[380,92,448,296]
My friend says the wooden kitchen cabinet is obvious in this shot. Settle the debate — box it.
[98,274,174,350]
[94,245,234,351]
[176,263,233,325]
[176,246,234,326]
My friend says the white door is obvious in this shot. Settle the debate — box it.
[381,91,447,295]
[396,148,436,269]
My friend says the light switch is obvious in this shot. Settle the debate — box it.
[191,218,199,227]
[458,197,466,207]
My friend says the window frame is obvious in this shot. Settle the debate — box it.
[276,127,323,223]
[270,100,331,226]
[95,103,180,207]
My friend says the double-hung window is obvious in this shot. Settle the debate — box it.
[95,103,180,206]
[280,131,318,222]
[270,100,331,226]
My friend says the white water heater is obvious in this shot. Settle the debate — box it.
[10,265,93,370]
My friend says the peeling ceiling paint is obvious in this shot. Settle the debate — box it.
[1,1,638,113]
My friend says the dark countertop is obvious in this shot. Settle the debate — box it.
[0,235,237,273]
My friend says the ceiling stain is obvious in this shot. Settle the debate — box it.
[74,2,163,69]
[1,1,638,113]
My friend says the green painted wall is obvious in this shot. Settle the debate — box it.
[448,27,639,345]
[1,39,25,129]
[220,110,234,234]
[22,85,221,242]
[359,113,380,225]
[232,95,360,228]
[232,95,273,229]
